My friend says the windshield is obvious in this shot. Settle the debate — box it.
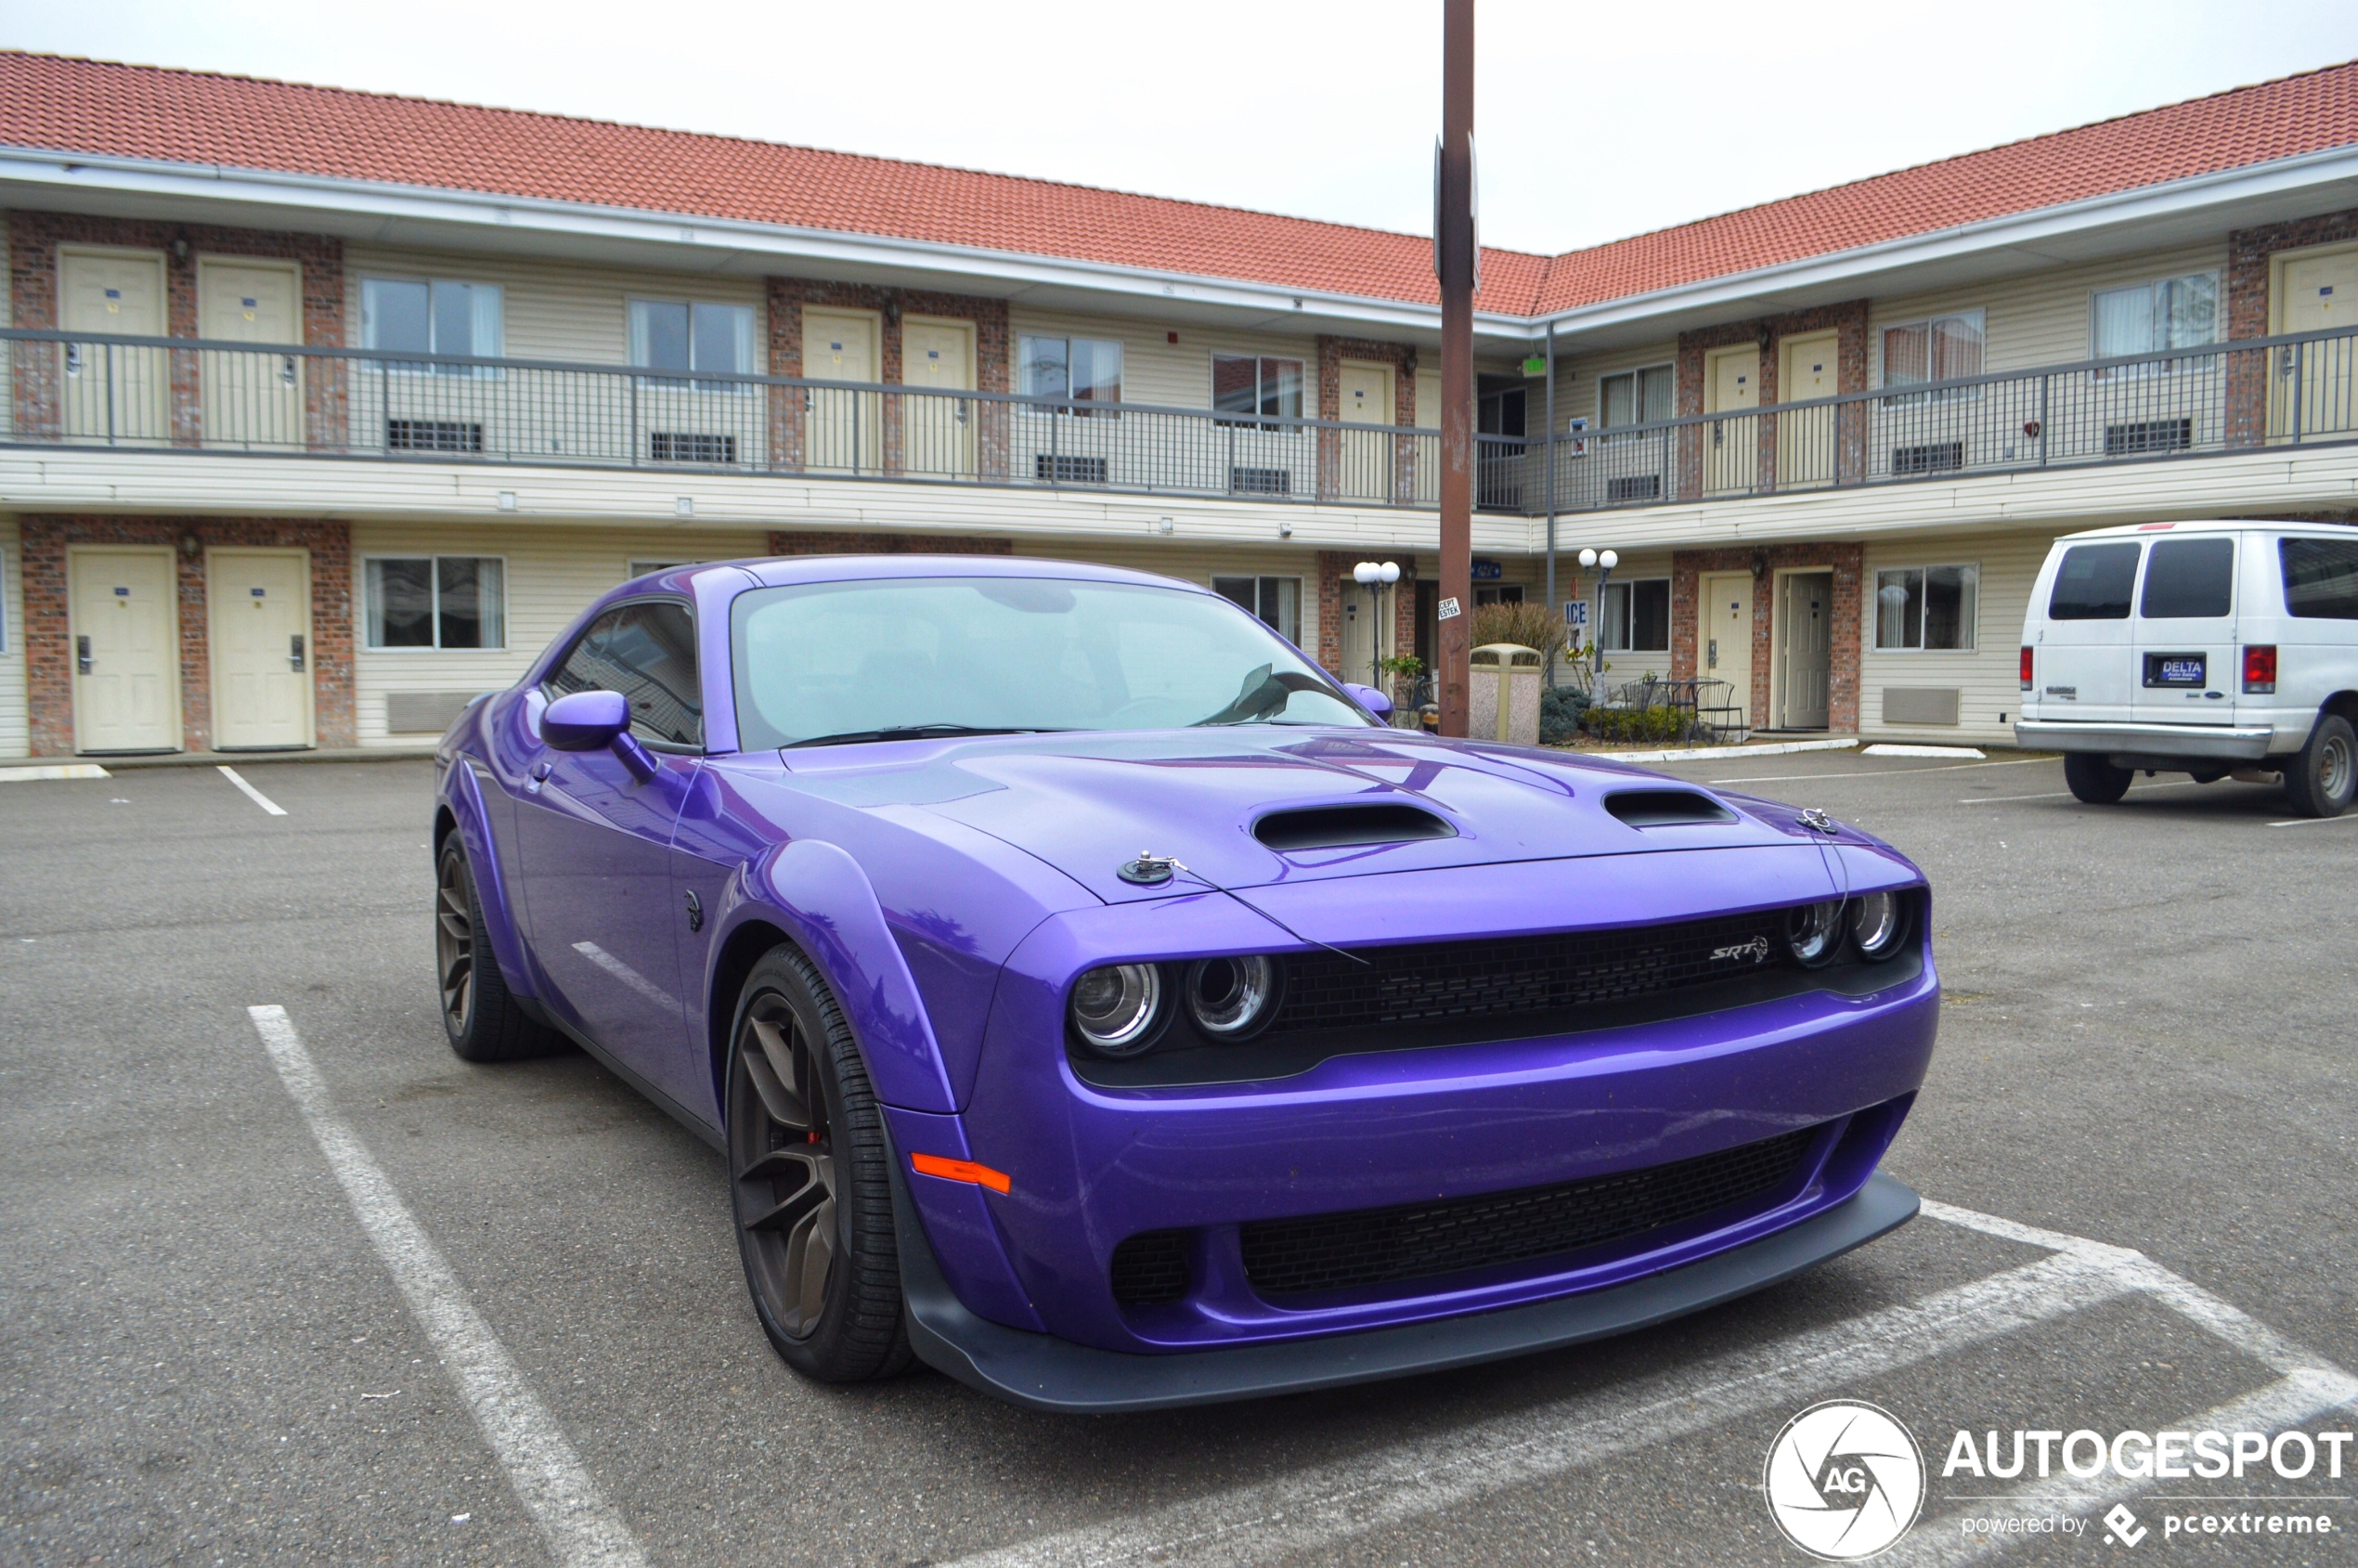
[729,576,1373,748]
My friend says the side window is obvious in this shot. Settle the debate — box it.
[2139,538,2235,618]
[2280,538,2358,619]
[546,602,703,746]
[2048,543,2142,620]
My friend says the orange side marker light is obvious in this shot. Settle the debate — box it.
[911,1152,1011,1194]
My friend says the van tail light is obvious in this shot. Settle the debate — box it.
[2019,646,2034,691]
[2242,645,2277,694]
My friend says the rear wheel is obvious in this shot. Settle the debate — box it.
[436,841,560,1062]
[2062,752,2133,805]
[726,945,912,1383]
[2282,714,2357,819]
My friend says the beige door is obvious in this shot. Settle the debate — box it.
[1704,345,1759,494]
[70,549,179,753]
[1337,360,1395,500]
[803,308,881,472]
[58,249,170,445]
[900,317,976,476]
[2276,248,2358,439]
[1701,571,1755,728]
[209,550,313,749]
[198,259,304,450]
[1777,571,1833,730]
[1412,368,1443,502]
[1339,576,1380,687]
[1776,331,1838,488]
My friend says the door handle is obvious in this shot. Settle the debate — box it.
[289,634,305,672]
[527,759,552,796]
[1707,639,1718,669]
[77,635,93,675]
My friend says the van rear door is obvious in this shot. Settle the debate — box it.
[2034,539,2141,722]
[2131,534,2239,726]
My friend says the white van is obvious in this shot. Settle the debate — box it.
[2016,521,2358,817]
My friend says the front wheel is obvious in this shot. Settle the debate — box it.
[2283,714,2357,819]
[2062,752,2132,805]
[435,841,561,1062]
[726,945,912,1383]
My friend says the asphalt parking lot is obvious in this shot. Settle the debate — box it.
[4,746,2353,1566]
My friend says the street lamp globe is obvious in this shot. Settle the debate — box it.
[1379,562,1401,584]
[1354,562,1380,584]
[1577,548,1598,568]
[1600,550,1619,570]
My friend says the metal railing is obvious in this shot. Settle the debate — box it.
[8,323,2358,515]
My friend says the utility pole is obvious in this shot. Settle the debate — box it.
[1543,318,1556,687]
[1435,0,1475,738]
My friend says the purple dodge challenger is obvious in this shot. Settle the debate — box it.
[430,555,1937,1412]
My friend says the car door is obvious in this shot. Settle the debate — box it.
[2131,533,2239,726]
[515,599,706,1108]
[2033,539,2141,723]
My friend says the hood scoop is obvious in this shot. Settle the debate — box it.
[1253,803,1457,852]
[1603,789,1739,829]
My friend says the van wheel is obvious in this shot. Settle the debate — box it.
[2282,715,2356,819]
[2063,753,2133,804]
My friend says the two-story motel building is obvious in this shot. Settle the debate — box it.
[3,51,2357,758]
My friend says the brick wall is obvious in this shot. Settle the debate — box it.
[9,211,346,447]
[2224,207,2358,445]
[1668,542,1864,733]
[21,515,355,756]
[1315,336,1419,502]
[1674,301,1870,495]
[764,280,1010,473]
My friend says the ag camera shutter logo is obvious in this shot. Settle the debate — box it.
[1764,1400,1925,1560]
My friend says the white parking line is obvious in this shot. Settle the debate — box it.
[2268,813,2358,827]
[217,765,288,816]
[1958,779,2209,805]
[1708,757,2056,785]
[245,1005,646,1568]
[948,1199,2358,1568]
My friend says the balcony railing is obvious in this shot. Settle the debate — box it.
[7,324,2358,515]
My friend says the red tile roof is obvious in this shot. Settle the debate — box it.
[3,52,2354,320]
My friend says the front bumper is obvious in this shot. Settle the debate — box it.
[890,1147,1920,1413]
[2014,719,2277,760]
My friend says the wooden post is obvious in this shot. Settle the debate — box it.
[1436,0,1476,738]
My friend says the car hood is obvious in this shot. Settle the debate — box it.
[771,727,1820,903]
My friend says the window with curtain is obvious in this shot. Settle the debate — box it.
[1600,365,1674,428]
[1874,564,1978,651]
[1211,575,1302,643]
[365,556,506,649]
[1600,578,1670,651]
[1880,314,1983,401]
[2092,275,2218,363]
[630,300,754,393]
[1018,335,1122,414]
[1212,355,1304,429]
[362,279,503,377]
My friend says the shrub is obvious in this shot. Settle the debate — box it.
[1581,704,1689,745]
[1539,685,1589,745]
[1470,600,1565,661]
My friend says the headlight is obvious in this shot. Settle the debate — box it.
[1070,964,1163,1056]
[1184,954,1281,1041]
[1783,901,1844,968]
[1848,891,1909,961]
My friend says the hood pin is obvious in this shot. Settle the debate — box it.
[1798,808,1839,836]
[1118,850,1177,886]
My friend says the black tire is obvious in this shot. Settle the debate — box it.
[2282,714,2357,819]
[435,840,562,1062]
[726,945,912,1383]
[2062,752,2133,805]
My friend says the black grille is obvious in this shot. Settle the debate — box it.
[387,418,484,453]
[1270,910,1790,1033]
[1109,1231,1190,1305]
[1238,1126,1821,1298]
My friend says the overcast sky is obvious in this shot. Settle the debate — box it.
[6,0,2357,255]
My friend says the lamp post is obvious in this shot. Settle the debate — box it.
[1353,560,1402,689]
[1578,547,1618,678]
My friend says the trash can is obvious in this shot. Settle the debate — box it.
[1470,642,1542,745]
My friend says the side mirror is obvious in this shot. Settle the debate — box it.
[543,689,629,751]
[1343,682,1393,718]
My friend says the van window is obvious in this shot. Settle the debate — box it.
[2048,542,2141,620]
[2140,538,2235,618]
[2280,538,2358,619]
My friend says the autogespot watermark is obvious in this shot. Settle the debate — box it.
[1764,1401,1926,1560]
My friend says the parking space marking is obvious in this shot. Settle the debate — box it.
[949,1201,2356,1568]
[245,1005,646,1568]
[1705,758,2056,785]
[1957,780,2208,806]
[217,765,289,816]
[2268,813,2358,827]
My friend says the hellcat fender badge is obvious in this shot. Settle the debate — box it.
[1798,808,1839,835]
[1118,850,1177,886]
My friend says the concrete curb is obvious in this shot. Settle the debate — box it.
[1571,737,1863,765]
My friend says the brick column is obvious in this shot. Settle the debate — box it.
[765,280,1010,476]
[1315,550,1350,675]
[2227,208,2358,447]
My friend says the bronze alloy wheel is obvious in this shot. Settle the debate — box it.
[436,847,475,1037]
[731,991,839,1338]
[434,841,558,1063]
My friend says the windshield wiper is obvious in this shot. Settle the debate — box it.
[1190,665,1338,727]
[784,724,1067,749]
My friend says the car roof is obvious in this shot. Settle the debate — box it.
[642,553,1215,594]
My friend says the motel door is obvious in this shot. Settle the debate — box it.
[1701,571,1754,727]
[198,259,304,450]
[1337,360,1394,502]
[2276,248,2358,440]
[1776,331,1838,488]
[900,317,977,477]
[1704,345,1759,494]
[58,250,170,446]
[208,550,314,749]
[803,308,882,472]
[1778,571,1833,730]
[69,548,179,753]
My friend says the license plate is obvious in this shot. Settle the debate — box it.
[2144,654,2206,687]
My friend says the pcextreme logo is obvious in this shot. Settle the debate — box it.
[1765,1400,1926,1560]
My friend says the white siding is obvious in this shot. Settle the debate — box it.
[1871,240,2229,380]
[343,245,766,363]
[0,514,24,758]
[1548,339,1683,434]
[1005,309,1324,411]
[1573,546,1677,689]
[1858,525,2075,744]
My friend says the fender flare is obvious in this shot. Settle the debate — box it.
[440,760,540,1005]
[716,838,958,1115]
